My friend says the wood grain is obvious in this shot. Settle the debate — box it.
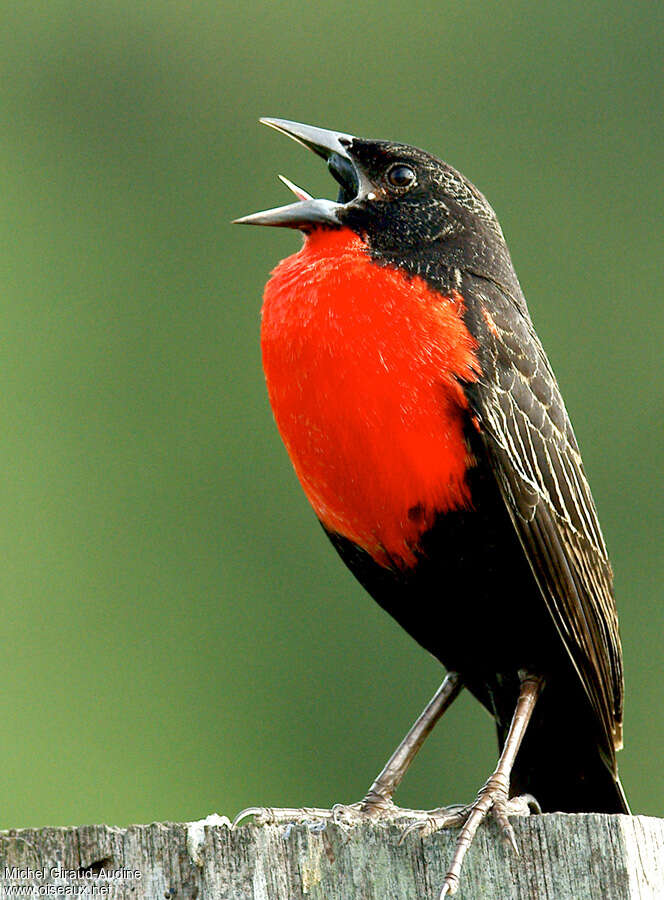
[0,813,661,899]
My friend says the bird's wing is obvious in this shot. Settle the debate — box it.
[464,278,623,764]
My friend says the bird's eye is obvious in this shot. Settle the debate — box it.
[386,164,416,189]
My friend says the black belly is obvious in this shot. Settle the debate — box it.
[325,458,565,688]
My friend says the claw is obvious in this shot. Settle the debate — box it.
[522,793,542,815]
[439,873,459,897]
[232,807,265,828]
[398,821,418,845]
[503,822,519,855]
[399,815,436,843]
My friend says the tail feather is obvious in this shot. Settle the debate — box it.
[496,683,629,814]
[511,743,629,814]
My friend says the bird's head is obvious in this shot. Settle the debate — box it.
[235,118,516,290]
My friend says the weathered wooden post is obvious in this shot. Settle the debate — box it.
[0,813,662,899]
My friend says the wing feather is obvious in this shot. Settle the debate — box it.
[466,279,623,762]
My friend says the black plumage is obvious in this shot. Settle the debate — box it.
[332,137,627,813]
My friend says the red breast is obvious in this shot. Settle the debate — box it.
[261,227,481,567]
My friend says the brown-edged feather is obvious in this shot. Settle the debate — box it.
[464,276,623,766]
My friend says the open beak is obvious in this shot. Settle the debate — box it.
[233,118,361,229]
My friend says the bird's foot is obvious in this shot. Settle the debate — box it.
[401,779,539,896]
[400,787,538,839]
[232,793,453,832]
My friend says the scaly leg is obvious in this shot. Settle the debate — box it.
[403,670,544,897]
[232,671,463,828]
[360,670,463,812]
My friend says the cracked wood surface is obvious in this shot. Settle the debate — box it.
[0,813,662,899]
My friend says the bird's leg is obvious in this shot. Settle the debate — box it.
[403,671,544,897]
[438,672,543,896]
[358,670,463,813]
[232,671,463,829]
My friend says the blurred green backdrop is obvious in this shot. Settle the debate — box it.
[0,0,660,828]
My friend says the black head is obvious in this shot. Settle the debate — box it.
[235,119,519,294]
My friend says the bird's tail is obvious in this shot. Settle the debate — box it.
[510,740,629,814]
[498,688,629,814]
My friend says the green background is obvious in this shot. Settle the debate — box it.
[0,1,660,828]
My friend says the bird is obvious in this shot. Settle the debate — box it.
[233,118,628,896]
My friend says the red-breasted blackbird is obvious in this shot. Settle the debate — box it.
[234,119,627,896]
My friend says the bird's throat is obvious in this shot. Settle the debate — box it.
[261,228,481,567]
